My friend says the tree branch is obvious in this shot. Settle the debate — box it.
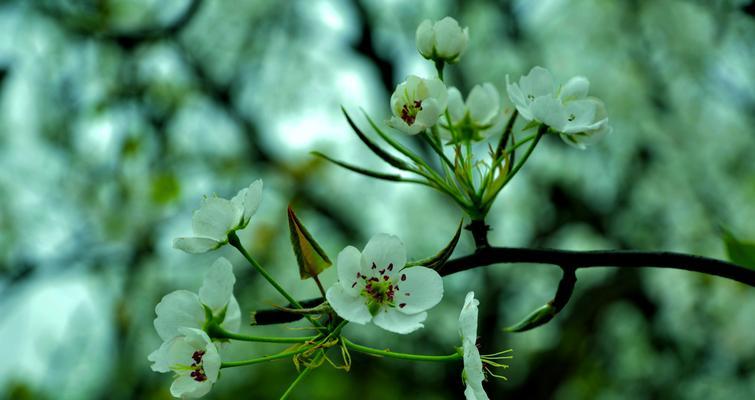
[441,247,755,286]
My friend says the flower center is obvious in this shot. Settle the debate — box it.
[359,263,399,315]
[400,100,423,126]
[189,350,208,382]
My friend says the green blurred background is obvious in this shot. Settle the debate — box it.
[1,0,754,399]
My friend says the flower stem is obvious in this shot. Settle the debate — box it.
[210,326,315,343]
[228,232,324,328]
[501,124,546,186]
[221,346,312,369]
[434,60,445,81]
[341,338,462,362]
[279,351,323,400]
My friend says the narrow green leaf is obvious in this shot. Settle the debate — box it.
[341,106,413,171]
[288,206,332,279]
[503,304,556,333]
[361,109,425,165]
[406,219,463,270]
[722,229,755,271]
[312,151,420,183]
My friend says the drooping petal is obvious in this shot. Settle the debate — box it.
[394,266,443,314]
[372,308,427,334]
[154,290,204,341]
[326,284,371,324]
[173,237,221,254]
[199,257,236,313]
[361,233,406,279]
[191,197,239,240]
[560,76,590,101]
[463,340,489,400]
[336,246,363,296]
[221,296,242,333]
[458,291,479,342]
[171,375,211,399]
[447,87,466,123]
[415,20,434,58]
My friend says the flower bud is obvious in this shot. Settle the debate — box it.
[416,17,469,64]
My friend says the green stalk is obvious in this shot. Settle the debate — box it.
[210,326,315,344]
[221,347,311,369]
[342,338,462,362]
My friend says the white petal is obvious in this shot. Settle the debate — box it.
[520,66,555,98]
[415,99,442,129]
[468,83,499,126]
[434,17,466,59]
[463,340,486,395]
[336,246,363,296]
[458,291,479,342]
[199,257,236,313]
[560,76,590,101]
[562,99,597,133]
[505,76,533,121]
[154,290,204,341]
[530,96,566,130]
[390,80,409,116]
[241,180,263,224]
[388,116,423,135]
[221,296,242,333]
[147,340,173,373]
[447,87,466,123]
[415,20,434,58]
[394,266,443,314]
[423,78,448,109]
[361,233,406,279]
[192,197,239,240]
[202,343,221,383]
[373,308,426,334]
[173,237,221,254]
[171,375,211,399]
[326,284,371,324]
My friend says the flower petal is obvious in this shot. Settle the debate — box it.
[463,340,489,400]
[326,284,371,324]
[147,340,174,373]
[154,290,204,341]
[520,66,555,98]
[468,83,499,126]
[530,95,566,130]
[192,197,240,240]
[221,295,242,333]
[434,17,465,59]
[202,343,221,383]
[336,246,363,296]
[171,374,211,399]
[240,180,263,225]
[505,76,533,121]
[199,257,236,313]
[361,233,406,279]
[560,76,590,101]
[447,87,466,123]
[373,308,426,334]
[415,19,434,58]
[173,237,221,254]
[415,98,442,129]
[458,291,479,342]
[394,266,443,314]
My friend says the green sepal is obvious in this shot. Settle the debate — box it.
[503,304,556,333]
[405,219,463,270]
[288,206,333,279]
[722,228,755,271]
[341,106,413,171]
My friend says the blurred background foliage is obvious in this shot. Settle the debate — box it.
[0,0,754,399]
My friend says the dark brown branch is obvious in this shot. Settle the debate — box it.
[441,247,755,286]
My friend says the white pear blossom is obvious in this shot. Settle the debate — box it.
[416,17,469,64]
[174,180,262,254]
[506,67,609,148]
[154,257,241,341]
[325,234,444,334]
[148,327,221,399]
[459,291,489,400]
[446,83,501,140]
[388,75,448,135]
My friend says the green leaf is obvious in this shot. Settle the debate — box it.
[722,229,755,271]
[406,219,463,270]
[288,206,332,279]
[312,151,424,183]
[341,107,413,171]
[361,109,425,165]
[503,304,556,333]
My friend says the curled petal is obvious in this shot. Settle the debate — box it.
[173,237,221,254]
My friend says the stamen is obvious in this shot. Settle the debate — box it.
[401,274,406,281]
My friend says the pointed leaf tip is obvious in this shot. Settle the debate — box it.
[722,228,755,271]
[503,304,556,333]
[406,219,463,270]
[288,206,332,280]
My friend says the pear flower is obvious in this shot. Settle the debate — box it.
[506,66,609,148]
[446,83,501,141]
[153,257,241,341]
[174,180,262,254]
[325,234,444,334]
[416,17,469,64]
[388,75,448,135]
[459,292,488,400]
[148,327,221,399]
